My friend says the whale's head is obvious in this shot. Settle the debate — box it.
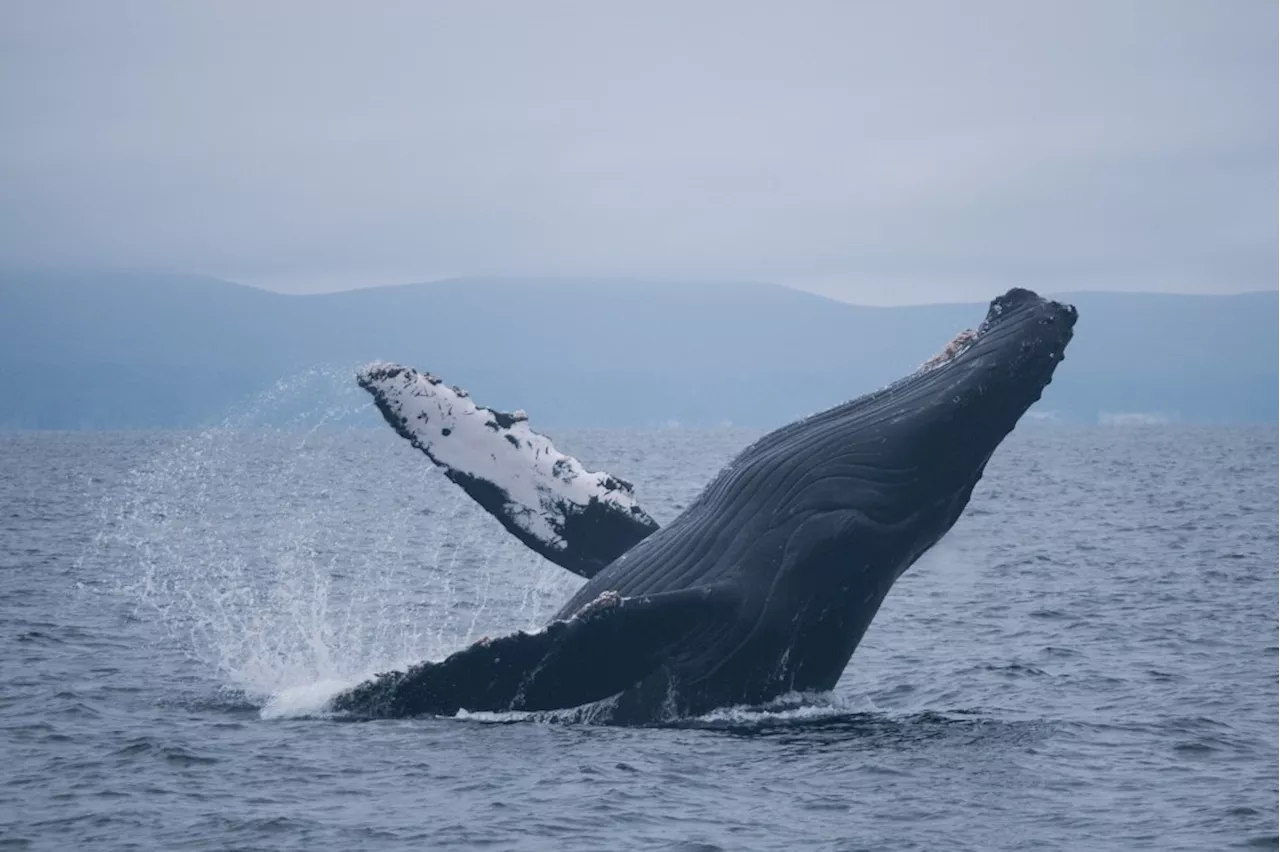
[733,288,1077,593]
[678,288,1079,698]
[796,287,1078,577]
[906,286,1074,469]
[893,286,1077,474]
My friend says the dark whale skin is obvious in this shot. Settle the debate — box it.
[333,288,1077,722]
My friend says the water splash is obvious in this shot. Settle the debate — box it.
[80,365,577,718]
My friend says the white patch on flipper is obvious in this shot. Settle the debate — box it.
[358,362,653,549]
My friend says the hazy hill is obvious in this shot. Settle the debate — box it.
[0,270,1275,428]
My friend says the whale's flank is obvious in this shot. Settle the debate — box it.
[336,288,1078,723]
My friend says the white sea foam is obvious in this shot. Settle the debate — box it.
[688,691,847,724]
[260,678,361,720]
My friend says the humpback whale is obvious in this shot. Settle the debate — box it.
[332,288,1077,722]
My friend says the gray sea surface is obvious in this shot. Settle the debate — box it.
[1,413,1277,850]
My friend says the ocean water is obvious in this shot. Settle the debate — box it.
[1,403,1276,849]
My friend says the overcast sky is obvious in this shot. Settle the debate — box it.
[1,1,1275,304]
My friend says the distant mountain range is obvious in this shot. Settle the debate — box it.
[1,270,1275,428]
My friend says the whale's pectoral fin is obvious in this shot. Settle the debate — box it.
[357,362,659,580]
[330,584,739,719]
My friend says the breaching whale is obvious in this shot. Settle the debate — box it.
[332,288,1077,722]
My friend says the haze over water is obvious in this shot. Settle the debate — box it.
[2,378,1275,849]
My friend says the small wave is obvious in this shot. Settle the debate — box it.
[15,630,63,645]
[961,661,1049,678]
[1144,668,1182,682]
[110,737,220,766]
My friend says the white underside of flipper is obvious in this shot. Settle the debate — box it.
[357,362,658,575]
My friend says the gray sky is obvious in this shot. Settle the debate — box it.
[1,1,1275,304]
